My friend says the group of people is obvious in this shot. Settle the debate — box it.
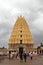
[9,51,33,62]
[16,52,33,62]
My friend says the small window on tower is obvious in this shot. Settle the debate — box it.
[20,40,22,44]
[20,31,22,32]
[20,35,22,37]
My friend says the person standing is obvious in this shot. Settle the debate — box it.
[19,53,23,61]
[24,52,27,62]
[16,53,18,59]
[9,51,11,59]
[30,53,33,60]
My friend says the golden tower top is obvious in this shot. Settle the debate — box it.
[8,16,34,45]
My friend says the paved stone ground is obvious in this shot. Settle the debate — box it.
[0,55,43,65]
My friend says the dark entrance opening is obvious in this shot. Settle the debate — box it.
[19,46,23,54]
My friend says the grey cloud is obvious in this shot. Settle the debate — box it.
[0,22,13,47]
[26,11,39,22]
[0,0,43,47]
[37,0,43,5]
[33,31,43,47]
[38,8,43,13]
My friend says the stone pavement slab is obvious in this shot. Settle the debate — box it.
[0,56,43,65]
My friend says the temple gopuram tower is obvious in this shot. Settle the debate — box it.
[8,16,34,52]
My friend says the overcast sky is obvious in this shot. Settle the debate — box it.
[0,0,43,48]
